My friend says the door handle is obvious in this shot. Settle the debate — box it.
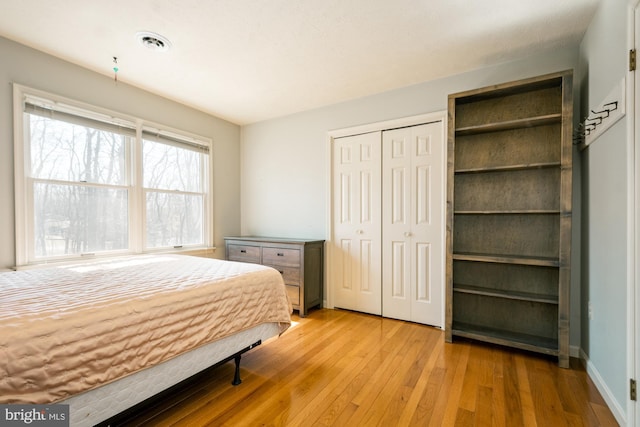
[404,232,412,237]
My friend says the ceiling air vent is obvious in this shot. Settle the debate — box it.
[135,31,171,52]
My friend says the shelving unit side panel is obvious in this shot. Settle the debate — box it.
[557,71,573,369]
[445,96,457,341]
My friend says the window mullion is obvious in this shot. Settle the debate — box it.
[31,178,128,190]
[132,127,145,253]
[204,150,213,248]
[144,188,203,197]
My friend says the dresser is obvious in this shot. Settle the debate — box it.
[224,237,324,317]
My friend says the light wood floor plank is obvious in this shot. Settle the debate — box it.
[286,316,384,426]
[396,332,443,426]
[120,309,619,427]
[514,353,538,427]
[459,344,483,413]
[351,325,431,426]
[473,385,493,427]
[502,352,526,426]
[440,343,471,426]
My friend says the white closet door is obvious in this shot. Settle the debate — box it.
[332,131,382,315]
[382,122,444,326]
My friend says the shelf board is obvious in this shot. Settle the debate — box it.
[454,77,563,104]
[452,252,560,267]
[454,210,560,215]
[451,322,559,356]
[454,162,561,174]
[455,114,562,136]
[453,284,558,304]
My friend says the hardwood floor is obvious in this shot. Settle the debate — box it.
[123,309,618,426]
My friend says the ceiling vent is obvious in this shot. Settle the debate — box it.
[136,32,171,52]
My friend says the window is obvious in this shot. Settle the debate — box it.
[142,134,207,249]
[14,85,212,266]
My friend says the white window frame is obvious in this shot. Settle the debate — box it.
[13,84,214,267]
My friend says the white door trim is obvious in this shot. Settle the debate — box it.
[326,110,447,327]
[328,111,447,139]
[628,1,638,425]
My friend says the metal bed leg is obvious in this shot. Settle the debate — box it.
[231,339,262,385]
[232,354,242,386]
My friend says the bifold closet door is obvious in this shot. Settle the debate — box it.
[382,122,444,326]
[332,131,382,315]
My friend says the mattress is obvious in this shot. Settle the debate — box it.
[0,254,292,405]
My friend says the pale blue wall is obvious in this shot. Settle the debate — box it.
[241,46,583,346]
[578,0,629,412]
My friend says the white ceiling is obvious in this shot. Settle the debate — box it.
[0,0,600,125]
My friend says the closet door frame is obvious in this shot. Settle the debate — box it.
[326,111,447,327]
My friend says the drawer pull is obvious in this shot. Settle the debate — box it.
[277,253,284,256]
[240,250,247,253]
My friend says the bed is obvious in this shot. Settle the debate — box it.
[0,254,292,426]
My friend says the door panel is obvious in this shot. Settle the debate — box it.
[332,131,382,315]
[416,242,431,301]
[382,122,444,326]
[416,165,430,224]
[391,241,407,297]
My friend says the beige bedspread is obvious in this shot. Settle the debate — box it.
[0,254,292,404]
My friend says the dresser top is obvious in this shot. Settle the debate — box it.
[224,236,325,244]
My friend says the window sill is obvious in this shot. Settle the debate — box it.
[12,247,218,271]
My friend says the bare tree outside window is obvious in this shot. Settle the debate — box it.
[29,115,128,257]
[143,140,205,248]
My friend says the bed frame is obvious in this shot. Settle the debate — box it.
[62,322,280,427]
[97,341,260,426]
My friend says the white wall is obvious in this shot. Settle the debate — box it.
[241,46,583,345]
[578,0,630,420]
[0,36,242,269]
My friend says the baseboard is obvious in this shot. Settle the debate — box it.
[570,345,580,358]
[579,348,627,426]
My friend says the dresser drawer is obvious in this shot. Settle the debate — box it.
[262,247,300,267]
[227,244,260,263]
[285,284,300,306]
[265,265,300,285]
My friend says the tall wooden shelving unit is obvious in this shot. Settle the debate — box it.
[445,70,573,368]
